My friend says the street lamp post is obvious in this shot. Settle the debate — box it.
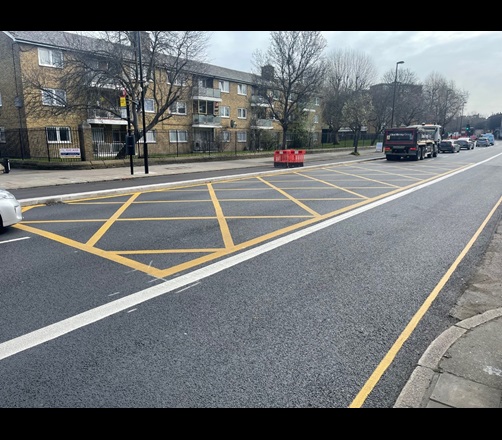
[390,61,404,128]
[136,31,149,175]
[459,102,465,134]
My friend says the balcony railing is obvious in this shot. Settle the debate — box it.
[251,119,273,129]
[192,114,222,126]
[88,108,124,120]
[192,87,221,99]
[250,95,269,106]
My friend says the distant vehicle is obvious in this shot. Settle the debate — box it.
[383,124,440,161]
[477,137,491,147]
[481,133,495,145]
[438,139,460,153]
[0,188,23,230]
[455,137,475,150]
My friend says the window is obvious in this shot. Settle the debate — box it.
[193,100,217,115]
[140,130,156,143]
[237,108,247,119]
[144,98,155,113]
[237,131,247,142]
[38,48,63,68]
[219,80,229,93]
[221,131,230,143]
[314,97,320,106]
[46,127,71,143]
[169,130,188,143]
[170,101,187,115]
[198,100,207,114]
[220,105,230,118]
[198,77,213,88]
[170,72,187,86]
[0,127,5,143]
[42,88,66,107]
[313,114,319,124]
[237,84,247,95]
[91,59,109,70]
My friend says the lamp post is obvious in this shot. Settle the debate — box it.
[390,61,404,128]
[459,102,465,134]
[136,31,149,174]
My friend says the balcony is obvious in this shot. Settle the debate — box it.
[250,95,270,107]
[193,114,222,127]
[87,108,127,125]
[251,119,273,129]
[192,87,221,101]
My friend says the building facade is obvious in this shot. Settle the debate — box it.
[0,31,322,162]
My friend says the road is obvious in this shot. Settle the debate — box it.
[1,146,501,407]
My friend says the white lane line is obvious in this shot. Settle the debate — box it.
[0,236,30,245]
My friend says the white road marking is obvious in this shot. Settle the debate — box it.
[0,236,30,245]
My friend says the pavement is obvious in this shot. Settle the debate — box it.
[1,147,502,408]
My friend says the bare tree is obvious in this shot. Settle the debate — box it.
[379,67,422,127]
[422,72,468,133]
[252,31,327,149]
[21,31,210,146]
[322,48,377,145]
[342,91,374,154]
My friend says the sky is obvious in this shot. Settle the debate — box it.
[204,31,502,118]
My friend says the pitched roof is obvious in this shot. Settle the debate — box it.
[3,31,258,85]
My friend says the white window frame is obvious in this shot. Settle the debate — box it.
[170,101,187,115]
[237,131,247,142]
[221,131,230,143]
[42,89,66,107]
[140,130,156,143]
[38,48,63,68]
[219,80,229,93]
[220,105,230,118]
[169,130,188,143]
[46,126,71,143]
[171,73,187,86]
[144,98,155,113]
[0,127,5,143]
[314,97,320,106]
[237,84,247,95]
[237,108,247,119]
[313,114,319,124]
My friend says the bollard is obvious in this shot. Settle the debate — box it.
[3,158,10,174]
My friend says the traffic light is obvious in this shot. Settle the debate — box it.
[466,123,471,134]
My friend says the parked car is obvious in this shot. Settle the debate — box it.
[456,137,475,150]
[0,188,23,230]
[481,133,495,145]
[477,137,491,147]
[438,139,460,153]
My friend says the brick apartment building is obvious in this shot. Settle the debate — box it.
[0,31,322,162]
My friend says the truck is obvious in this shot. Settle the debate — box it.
[383,124,441,161]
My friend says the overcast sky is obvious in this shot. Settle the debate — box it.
[205,31,502,118]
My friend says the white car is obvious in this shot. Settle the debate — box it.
[0,189,23,230]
